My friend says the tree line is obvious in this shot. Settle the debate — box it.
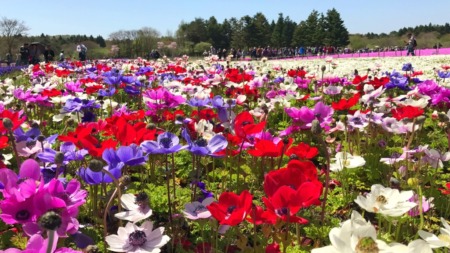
[176,9,349,53]
[2,11,450,61]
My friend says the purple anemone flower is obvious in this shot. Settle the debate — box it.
[103,144,147,168]
[140,132,186,154]
[385,73,411,91]
[98,87,116,97]
[402,63,413,72]
[188,97,211,107]
[13,125,41,143]
[78,166,121,185]
[38,142,88,165]
[438,70,450,79]
[63,98,100,113]
[182,129,227,157]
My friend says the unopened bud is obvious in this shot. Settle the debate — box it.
[120,175,131,186]
[311,119,322,135]
[89,159,104,172]
[146,123,156,130]
[54,152,65,165]
[407,178,419,187]
[438,112,449,122]
[38,211,62,230]
[37,135,46,142]
[321,65,326,72]
[135,192,149,208]
[66,118,75,127]
[416,115,426,125]
[2,118,13,130]
[85,245,100,253]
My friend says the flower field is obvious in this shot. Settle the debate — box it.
[2,54,450,252]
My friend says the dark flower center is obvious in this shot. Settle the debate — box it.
[276,207,289,216]
[15,210,30,221]
[352,117,363,125]
[193,205,207,215]
[227,205,236,214]
[159,137,173,149]
[195,138,208,147]
[135,192,149,209]
[26,140,37,149]
[128,231,147,246]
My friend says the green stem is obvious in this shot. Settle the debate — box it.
[418,185,424,231]
[46,229,56,253]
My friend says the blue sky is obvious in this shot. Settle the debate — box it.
[1,0,449,38]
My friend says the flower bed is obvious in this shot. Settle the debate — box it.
[1,55,450,252]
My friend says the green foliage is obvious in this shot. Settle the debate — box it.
[194,42,212,54]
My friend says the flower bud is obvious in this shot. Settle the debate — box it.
[311,119,322,135]
[2,118,13,130]
[38,211,62,230]
[407,177,419,187]
[37,135,46,142]
[89,159,104,173]
[66,118,75,127]
[146,123,156,130]
[438,112,449,122]
[120,175,131,186]
[415,115,426,125]
[135,192,149,208]
[85,245,100,253]
[431,110,438,120]
[30,121,39,129]
[54,152,65,165]
[321,65,326,72]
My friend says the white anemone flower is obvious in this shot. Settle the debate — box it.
[182,197,215,220]
[115,193,153,223]
[419,217,450,249]
[312,210,391,253]
[329,152,366,172]
[106,221,170,253]
[355,184,417,217]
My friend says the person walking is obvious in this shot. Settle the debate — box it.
[405,33,417,56]
[76,43,88,61]
[19,43,30,65]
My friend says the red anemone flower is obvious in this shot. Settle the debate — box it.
[264,160,318,197]
[391,106,424,121]
[247,138,292,158]
[207,190,253,226]
[41,89,62,98]
[439,182,450,195]
[191,108,217,121]
[234,111,266,140]
[285,142,319,160]
[331,93,360,111]
[0,110,27,133]
[0,135,8,149]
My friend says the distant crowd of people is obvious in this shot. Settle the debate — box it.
[2,43,87,66]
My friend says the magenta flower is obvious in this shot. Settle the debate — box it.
[285,101,333,129]
[408,194,433,217]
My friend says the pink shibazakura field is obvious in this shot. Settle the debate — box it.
[2,54,450,253]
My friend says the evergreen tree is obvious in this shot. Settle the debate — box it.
[206,17,221,48]
[251,13,271,48]
[95,35,106,47]
[281,16,296,47]
[271,13,284,47]
[324,8,349,47]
